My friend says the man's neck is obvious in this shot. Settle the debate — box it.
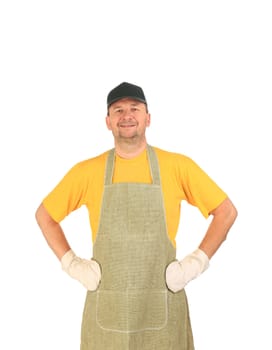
[114,139,147,159]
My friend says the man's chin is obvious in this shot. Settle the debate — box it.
[119,132,137,138]
[118,134,139,142]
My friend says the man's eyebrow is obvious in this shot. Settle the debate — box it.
[113,102,140,109]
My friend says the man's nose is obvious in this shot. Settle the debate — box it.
[121,109,133,118]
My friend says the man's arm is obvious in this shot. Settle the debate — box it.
[199,197,238,259]
[35,203,101,290]
[166,197,238,293]
[35,203,71,260]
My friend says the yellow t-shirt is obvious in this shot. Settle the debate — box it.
[43,146,227,246]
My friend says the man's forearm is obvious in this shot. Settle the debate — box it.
[35,203,101,291]
[166,198,237,293]
[199,198,238,259]
[35,203,70,260]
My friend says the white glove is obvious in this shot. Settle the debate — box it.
[61,249,101,291]
[166,248,209,293]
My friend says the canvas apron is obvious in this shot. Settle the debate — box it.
[80,145,194,350]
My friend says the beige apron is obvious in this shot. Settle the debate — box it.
[80,145,194,349]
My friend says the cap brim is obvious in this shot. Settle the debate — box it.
[108,96,147,107]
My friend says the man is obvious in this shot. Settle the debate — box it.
[35,82,237,349]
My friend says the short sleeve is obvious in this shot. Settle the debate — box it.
[42,162,91,222]
[178,156,228,218]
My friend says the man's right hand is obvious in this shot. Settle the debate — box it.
[61,249,101,291]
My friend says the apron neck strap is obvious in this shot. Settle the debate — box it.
[104,145,161,186]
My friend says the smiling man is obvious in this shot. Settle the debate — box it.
[106,83,151,158]
[35,82,237,350]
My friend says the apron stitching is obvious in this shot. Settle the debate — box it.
[148,145,176,249]
[95,291,168,334]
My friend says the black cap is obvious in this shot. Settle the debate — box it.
[107,82,147,108]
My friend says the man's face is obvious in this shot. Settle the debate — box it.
[106,98,150,141]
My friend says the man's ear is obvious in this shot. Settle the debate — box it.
[105,115,112,130]
[146,113,151,127]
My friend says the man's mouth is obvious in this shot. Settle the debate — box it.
[119,124,136,128]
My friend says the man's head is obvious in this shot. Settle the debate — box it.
[107,82,148,112]
[105,82,150,146]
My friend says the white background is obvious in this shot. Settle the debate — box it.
[1,0,271,349]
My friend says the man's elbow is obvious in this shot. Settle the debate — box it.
[226,198,238,225]
[35,203,55,228]
[211,197,238,225]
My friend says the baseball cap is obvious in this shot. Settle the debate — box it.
[107,82,147,108]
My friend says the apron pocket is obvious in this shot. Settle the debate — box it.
[96,290,168,333]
